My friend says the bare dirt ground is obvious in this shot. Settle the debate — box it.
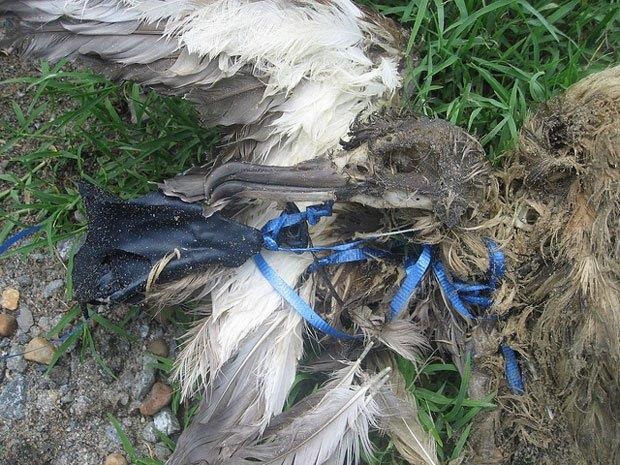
[0,52,178,465]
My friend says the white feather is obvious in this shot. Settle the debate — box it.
[230,369,391,465]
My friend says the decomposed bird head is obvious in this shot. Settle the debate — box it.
[162,114,491,229]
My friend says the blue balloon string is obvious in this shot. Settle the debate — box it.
[389,245,432,320]
[254,254,360,340]
[0,224,43,256]
[500,343,525,394]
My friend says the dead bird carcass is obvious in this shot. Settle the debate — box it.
[1,1,618,464]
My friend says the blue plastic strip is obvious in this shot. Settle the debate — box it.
[500,343,525,395]
[485,239,506,288]
[432,259,477,319]
[389,246,432,320]
[254,253,360,340]
[257,204,521,397]
[0,224,42,256]
[307,247,388,273]
[262,202,333,250]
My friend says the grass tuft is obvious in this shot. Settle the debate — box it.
[0,60,217,251]
[364,0,618,157]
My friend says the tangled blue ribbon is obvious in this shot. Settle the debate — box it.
[394,240,505,321]
[255,202,524,393]
[1,206,524,394]
[259,203,507,337]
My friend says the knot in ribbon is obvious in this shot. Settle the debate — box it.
[261,202,333,251]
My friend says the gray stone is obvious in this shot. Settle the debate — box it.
[6,346,26,373]
[132,354,156,401]
[16,275,32,286]
[138,323,150,339]
[154,442,172,461]
[104,423,122,446]
[142,422,158,443]
[30,252,46,262]
[16,306,34,333]
[0,375,27,420]
[35,389,60,414]
[29,325,42,337]
[56,239,74,261]
[153,408,181,436]
[37,316,53,333]
[42,279,64,298]
[61,391,74,405]
[70,395,91,417]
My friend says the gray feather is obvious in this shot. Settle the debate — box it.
[375,384,438,465]
[1,0,275,129]
[228,369,391,465]
[168,316,289,465]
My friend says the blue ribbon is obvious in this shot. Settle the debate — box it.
[500,343,525,394]
[254,254,360,340]
[307,246,388,273]
[389,241,505,321]
[255,203,524,394]
[262,202,333,251]
[0,224,42,256]
[389,245,432,320]
[256,202,376,340]
[431,260,477,320]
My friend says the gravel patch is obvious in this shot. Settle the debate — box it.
[1,44,182,465]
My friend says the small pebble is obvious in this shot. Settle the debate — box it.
[56,239,74,261]
[142,422,157,443]
[6,346,26,373]
[36,316,53,333]
[104,453,128,465]
[153,408,181,435]
[16,307,34,333]
[133,354,156,401]
[0,314,18,337]
[30,252,46,262]
[138,323,150,339]
[139,381,173,416]
[42,279,64,298]
[104,424,122,446]
[70,395,92,417]
[147,339,169,358]
[16,275,32,286]
[24,336,55,365]
[1,288,20,310]
[154,443,172,461]
[0,375,27,420]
